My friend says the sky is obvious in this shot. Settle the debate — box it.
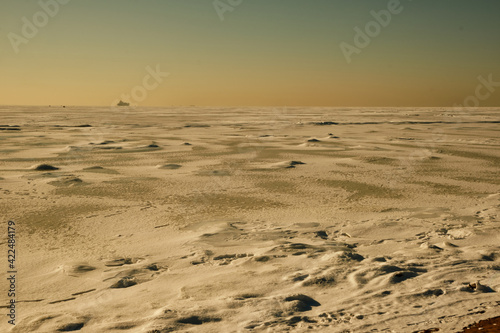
[1,0,499,107]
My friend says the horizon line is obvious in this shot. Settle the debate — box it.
[1,104,499,109]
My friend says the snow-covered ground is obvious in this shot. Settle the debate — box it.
[1,106,499,332]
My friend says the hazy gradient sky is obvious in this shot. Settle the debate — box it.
[1,0,499,107]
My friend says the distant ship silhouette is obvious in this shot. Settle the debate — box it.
[117,100,130,106]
